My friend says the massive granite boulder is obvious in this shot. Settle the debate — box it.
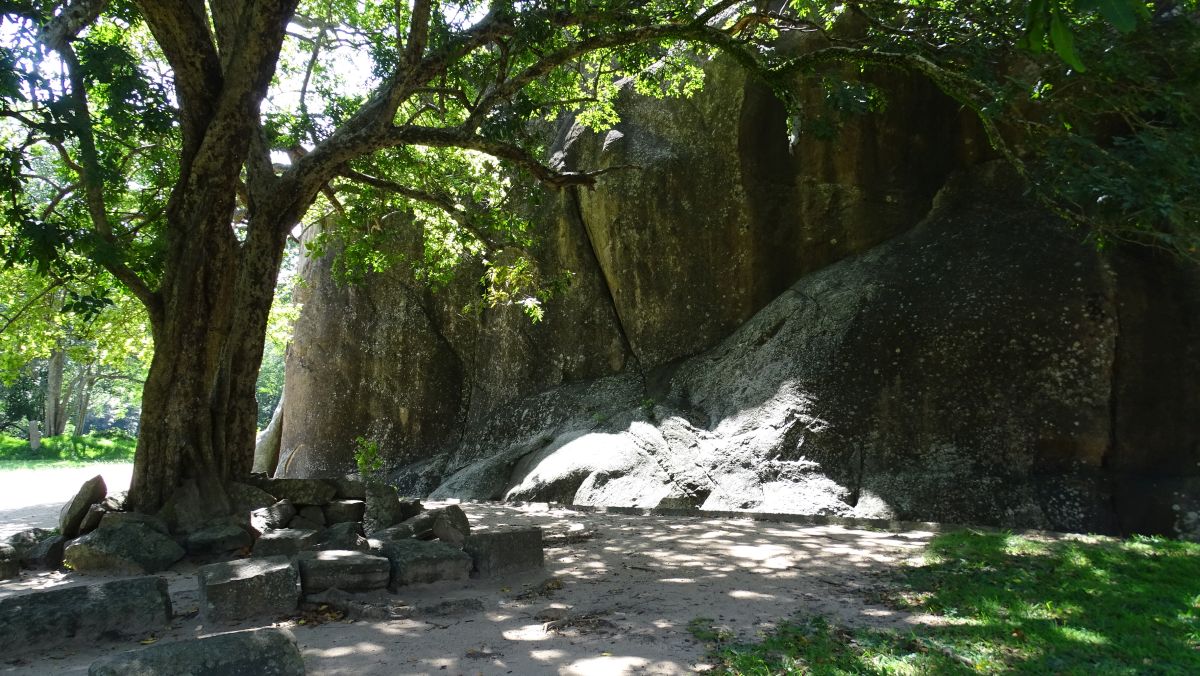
[277,47,1199,538]
[279,47,978,481]
[429,165,1200,538]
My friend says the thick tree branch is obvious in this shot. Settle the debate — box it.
[133,0,223,163]
[38,0,108,49]
[405,0,434,64]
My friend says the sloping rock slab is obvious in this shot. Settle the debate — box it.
[463,527,544,578]
[60,474,106,539]
[0,576,171,655]
[251,499,298,532]
[88,627,304,676]
[64,522,184,574]
[228,481,277,514]
[198,556,300,622]
[21,535,66,570]
[375,539,471,590]
[296,550,389,592]
[5,528,55,558]
[0,544,17,579]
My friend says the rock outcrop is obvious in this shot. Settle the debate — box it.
[277,49,1200,538]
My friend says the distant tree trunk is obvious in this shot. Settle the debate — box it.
[253,391,285,475]
[44,349,67,436]
[72,363,93,435]
[28,419,40,450]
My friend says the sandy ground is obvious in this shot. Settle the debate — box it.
[0,464,133,540]
[1,474,937,675]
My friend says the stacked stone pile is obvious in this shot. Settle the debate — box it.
[3,474,545,641]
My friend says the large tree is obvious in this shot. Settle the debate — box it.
[0,0,1193,514]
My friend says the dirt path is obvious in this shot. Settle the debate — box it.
[2,498,935,675]
[0,464,132,540]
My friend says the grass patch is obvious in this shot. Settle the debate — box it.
[698,530,1200,674]
[0,433,136,468]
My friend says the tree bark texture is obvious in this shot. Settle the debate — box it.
[44,349,67,436]
[72,363,92,435]
[125,0,300,515]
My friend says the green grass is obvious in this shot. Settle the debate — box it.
[695,530,1200,675]
[0,433,137,468]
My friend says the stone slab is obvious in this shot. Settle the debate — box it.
[296,550,390,592]
[60,474,106,539]
[255,478,337,505]
[323,499,366,525]
[463,527,544,578]
[197,556,300,622]
[0,576,171,655]
[64,522,185,574]
[88,627,304,676]
[253,528,319,557]
[185,522,253,557]
[374,539,471,590]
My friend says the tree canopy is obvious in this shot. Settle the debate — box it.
[0,0,1195,512]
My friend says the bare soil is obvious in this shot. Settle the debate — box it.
[1,485,937,675]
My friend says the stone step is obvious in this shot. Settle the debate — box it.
[0,577,171,655]
[296,550,390,592]
[372,539,471,591]
[197,556,301,622]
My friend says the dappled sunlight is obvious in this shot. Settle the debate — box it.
[306,641,387,659]
[530,648,567,662]
[728,589,775,600]
[563,655,684,675]
[1,499,935,674]
[502,623,554,641]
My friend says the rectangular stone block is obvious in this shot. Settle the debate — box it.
[253,528,319,557]
[463,527,544,578]
[88,627,304,676]
[323,499,366,525]
[297,550,390,592]
[375,539,471,590]
[0,577,171,655]
[197,556,300,622]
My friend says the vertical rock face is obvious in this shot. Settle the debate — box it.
[281,49,976,479]
[279,50,1200,537]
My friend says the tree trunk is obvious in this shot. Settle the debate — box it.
[126,212,290,515]
[44,349,68,436]
[253,390,285,475]
[72,364,93,435]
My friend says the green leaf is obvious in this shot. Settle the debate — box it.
[1021,0,1049,53]
[1050,13,1086,72]
[1093,0,1139,32]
